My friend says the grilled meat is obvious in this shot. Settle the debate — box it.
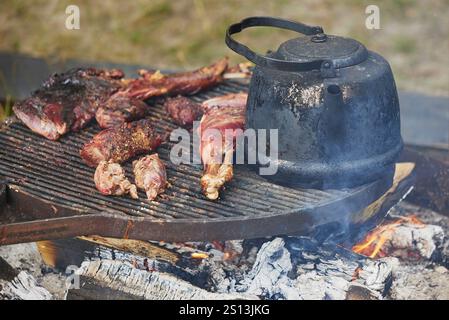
[13,59,230,140]
[13,68,123,140]
[202,92,249,112]
[164,96,203,128]
[70,70,124,131]
[198,93,248,200]
[133,154,167,200]
[122,58,228,100]
[41,68,124,88]
[12,89,76,140]
[94,161,138,199]
[96,94,148,129]
[80,119,163,167]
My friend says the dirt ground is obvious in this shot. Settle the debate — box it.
[0,0,448,98]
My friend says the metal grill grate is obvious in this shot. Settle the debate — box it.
[0,81,393,243]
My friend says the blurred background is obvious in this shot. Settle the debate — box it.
[0,0,448,120]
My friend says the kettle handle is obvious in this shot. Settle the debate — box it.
[226,16,330,72]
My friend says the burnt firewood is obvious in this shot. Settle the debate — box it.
[0,257,53,300]
[233,237,395,300]
[66,259,253,300]
[37,237,213,288]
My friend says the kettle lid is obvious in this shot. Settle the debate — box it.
[276,34,368,68]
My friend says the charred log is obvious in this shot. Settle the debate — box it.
[66,259,251,300]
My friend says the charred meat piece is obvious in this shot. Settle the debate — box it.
[94,161,138,199]
[133,154,167,201]
[72,77,123,131]
[80,119,163,167]
[96,94,148,129]
[13,68,123,140]
[12,89,76,140]
[123,58,228,100]
[47,68,124,132]
[41,67,124,88]
[164,96,203,128]
[198,93,248,200]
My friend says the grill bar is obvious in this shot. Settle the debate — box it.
[0,133,297,216]
[1,116,340,209]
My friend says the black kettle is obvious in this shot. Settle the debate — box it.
[226,17,403,189]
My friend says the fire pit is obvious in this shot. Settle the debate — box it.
[0,55,447,301]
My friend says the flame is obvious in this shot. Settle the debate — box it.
[352,215,424,259]
[36,241,59,268]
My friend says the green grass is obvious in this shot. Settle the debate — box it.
[141,2,173,18]
[394,37,416,54]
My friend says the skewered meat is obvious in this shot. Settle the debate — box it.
[122,58,228,100]
[13,68,123,140]
[133,154,167,200]
[80,119,163,167]
[94,161,138,199]
[198,93,248,200]
[96,94,148,129]
[164,96,203,128]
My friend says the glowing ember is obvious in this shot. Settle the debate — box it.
[352,215,425,259]
[351,267,362,281]
[223,251,235,261]
[191,252,209,259]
